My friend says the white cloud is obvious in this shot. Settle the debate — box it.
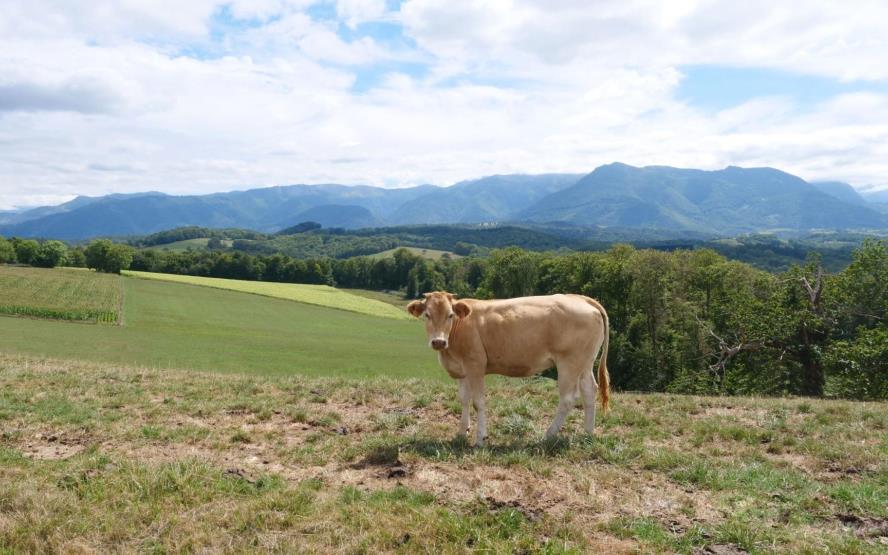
[1,0,888,209]
[336,0,388,28]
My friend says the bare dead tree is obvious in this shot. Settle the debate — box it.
[696,315,762,386]
[800,265,824,314]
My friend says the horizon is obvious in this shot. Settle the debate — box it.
[2,1,888,209]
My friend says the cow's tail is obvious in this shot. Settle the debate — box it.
[585,297,610,415]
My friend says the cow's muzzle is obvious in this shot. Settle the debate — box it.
[430,339,448,351]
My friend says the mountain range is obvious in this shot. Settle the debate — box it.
[2,163,886,240]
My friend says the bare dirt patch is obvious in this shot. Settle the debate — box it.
[21,431,90,460]
[835,513,888,539]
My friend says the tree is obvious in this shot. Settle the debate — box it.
[824,326,888,400]
[478,247,540,298]
[13,239,39,265]
[67,247,87,267]
[85,239,133,274]
[32,240,68,268]
[0,236,15,263]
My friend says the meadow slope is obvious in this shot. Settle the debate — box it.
[0,274,435,379]
[123,270,410,320]
[1,355,885,553]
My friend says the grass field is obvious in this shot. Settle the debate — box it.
[0,271,437,379]
[124,270,409,320]
[1,355,885,553]
[370,247,461,260]
[0,266,121,323]
[154,237,210,250]
[344,288,411,309]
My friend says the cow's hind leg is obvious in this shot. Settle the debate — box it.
[580,368,598,433]
[545,363,582,439]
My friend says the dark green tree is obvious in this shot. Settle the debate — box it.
[32,240,68,268]
[13,239,40,265]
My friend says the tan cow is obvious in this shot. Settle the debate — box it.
[407,291,610,446]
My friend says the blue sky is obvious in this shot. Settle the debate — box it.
[678,66,888,112]
[1,0,887,208]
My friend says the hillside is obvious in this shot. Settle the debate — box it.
[0,271,434,378]
[522,163,886,234]
[811,181,868,206]
[386,174,583,225]
[123,270,409,320]
[2,355,885,552]
[3,165,885,240]
[0,184,437,240]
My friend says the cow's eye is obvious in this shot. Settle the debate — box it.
[422,312,430,319]
[448,313,454,319]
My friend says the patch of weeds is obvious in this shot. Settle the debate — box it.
[412,394,432,409]
[372,412,416,432]
[252,408,273,422]
[230,430,251,444]
[287,406,309,423]
[642,448,692,472]
[140,425,164,440]
[829,480,888,517]
[0,445,28,466]
[444,399,462,416]
[500,413,534,438]
[714,515,775,553]
[572,434,643,465]
[368,486,435,507]
[311,412,342,428]
[404,436,472,461]
[300,477,324,491]
[339,485,364,505]
[603,516,706,552]
[309,391,328,404]
[361,438,401,465]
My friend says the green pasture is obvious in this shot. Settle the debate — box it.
[369,246,461,260]
[0,269,438,379]
[0,266,121,323]
[153,237,211,251]
[124,270,409,320]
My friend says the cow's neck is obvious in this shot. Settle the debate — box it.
[449,315,463,344]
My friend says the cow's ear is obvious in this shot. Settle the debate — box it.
[406,300,426,318]
[453,301,471,318]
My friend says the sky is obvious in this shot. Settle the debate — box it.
[1,0,888,209]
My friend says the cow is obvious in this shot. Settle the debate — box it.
[407,291,610,446]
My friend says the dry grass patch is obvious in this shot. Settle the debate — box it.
[1,354,886,553]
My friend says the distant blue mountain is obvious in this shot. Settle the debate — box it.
[810,181,867,206]
[521,163,886,234]
[1,165,885,240]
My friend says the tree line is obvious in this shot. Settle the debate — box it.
[0,236,133,274]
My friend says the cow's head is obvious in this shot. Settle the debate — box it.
[406,291,471,351]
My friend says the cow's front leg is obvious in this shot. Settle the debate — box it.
[468,375,487,447]
[457,378,471,439]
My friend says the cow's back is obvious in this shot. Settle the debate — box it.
[464,294,603,376]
